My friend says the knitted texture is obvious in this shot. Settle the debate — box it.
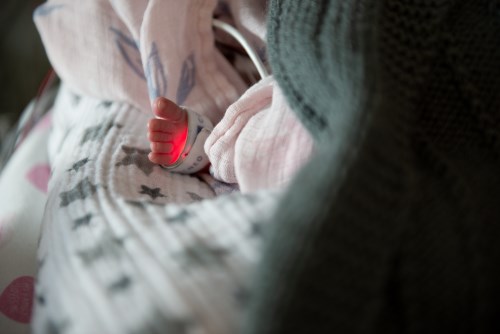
[245,0,500,333]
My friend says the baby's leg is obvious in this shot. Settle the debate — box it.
[148,97,188,166]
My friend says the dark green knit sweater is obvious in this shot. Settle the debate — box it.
[245,1,500,333]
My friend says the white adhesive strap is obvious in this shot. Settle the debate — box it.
[160,108,213,174]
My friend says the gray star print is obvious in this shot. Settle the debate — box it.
[71,93,81,106]
[44,319,69,334]
[131,311,194,334]
[73,213,94,230]
[166,209,192,224]
[67,158,90,172]
[139,185,165,200]
[80,120,122,145]
[186,192,203,201]
[59,177,98,207]
[174,242,229,271]
[116,145,156,176]
[108,275,133,294]
[126,200,165,209]
[77,231,125,265]
[97,101,112,109]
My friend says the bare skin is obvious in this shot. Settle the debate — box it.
[147,97,188,166]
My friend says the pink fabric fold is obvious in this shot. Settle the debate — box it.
[206,77,315,192]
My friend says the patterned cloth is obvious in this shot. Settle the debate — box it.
[34,84,281,334]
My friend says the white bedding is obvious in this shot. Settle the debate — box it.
[33,85,281,334]
[0,103,52,334]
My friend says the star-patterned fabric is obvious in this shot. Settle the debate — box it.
[32,84,281,334]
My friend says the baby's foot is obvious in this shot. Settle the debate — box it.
[148,97,188,166]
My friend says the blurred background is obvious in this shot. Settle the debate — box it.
[0,0,50,152]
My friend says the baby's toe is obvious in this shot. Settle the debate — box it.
[150,142,174,154]
[148,118,177,132]
[153,97,185,122]
[148,131,174,143]
[148,152,177,166]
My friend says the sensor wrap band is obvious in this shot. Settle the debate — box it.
[160,108,213,174]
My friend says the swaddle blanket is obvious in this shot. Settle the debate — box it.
[34,83,280,334]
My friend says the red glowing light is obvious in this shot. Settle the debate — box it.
[164,120,188,166]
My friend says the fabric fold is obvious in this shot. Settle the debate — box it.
[34,0,246,122]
